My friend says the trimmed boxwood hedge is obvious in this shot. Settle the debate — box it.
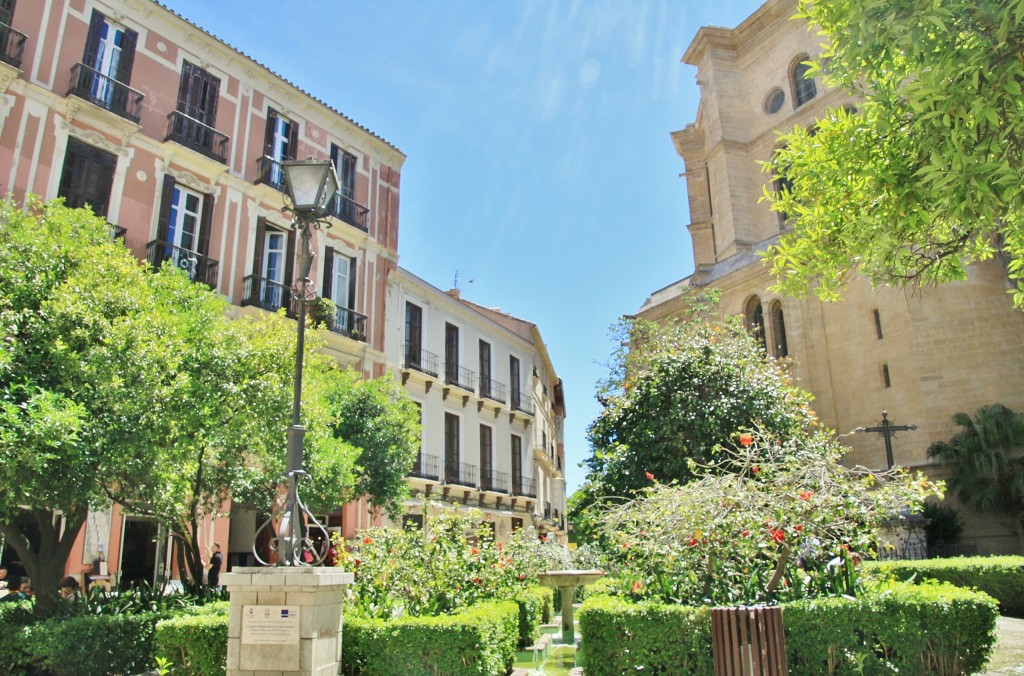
[154,611,229,675]
[531,586,554,625]
[866,556,1024,618]
[23,611,168,676]
[0,600,36,675]
[578,582,997,676]
[342,600,518,675]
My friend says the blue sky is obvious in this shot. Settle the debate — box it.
[163,0,767,496]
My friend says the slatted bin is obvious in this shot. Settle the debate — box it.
[711,605,786,675]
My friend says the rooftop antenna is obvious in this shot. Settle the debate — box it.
[454,270,475,291]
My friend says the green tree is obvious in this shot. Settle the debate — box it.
[765,0,1024,308]
[570,293,815,539]
[927,404,1024,549]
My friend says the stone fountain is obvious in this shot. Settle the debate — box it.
[536,569,605,645]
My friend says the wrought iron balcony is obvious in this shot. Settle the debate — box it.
[241,275,290,313]
[512,476,537,499]
[445,364,476,393]
[332,194,369,232]
[409,453,441,481]
[145,240,219,288]
[479,378,507,404]
[511,389,534,415]
[67,63,144,123]
[255,156,286,192]
[326,305,368,342]
[444,460,477,488]
[404,343,439,377]
[0,23,27,69]
[165,111,229,164]
[480,468,510,494]
[108,224,126,242]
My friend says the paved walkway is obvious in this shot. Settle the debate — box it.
[985,616,1024,675]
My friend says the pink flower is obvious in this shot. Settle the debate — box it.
[752,466,761,474]
[645,471,655,481]
[799,491,814,501]
[632,581,643,592]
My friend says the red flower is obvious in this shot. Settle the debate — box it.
[362,537,374,545]
[794,525,804,532]
[621,542,630,549]
[752,466,761,474]
[770,529,785,543]
[473,577,482,585]
[799,491,814,501]
[354,559,360,567]
[840,543,850,551]
[518,574,526,580]
[741,530,750,538]
[632,581,643,592]
[470,547,478,556]
[739,433,754,447]
[497,541,504,552]
[645,471,655,481]
[688,538,699,547]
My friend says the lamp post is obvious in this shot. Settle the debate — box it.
[254,159,339,567]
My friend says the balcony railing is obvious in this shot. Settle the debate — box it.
[444,460,477,488]
[255,156,286,192]
[0,23,27,69]
[146,240,219,288]
[445,364,476,392]
[479,378,507,404]
[480,468,510,494]
[409,453,440,481]
[332,194,369,232]
[512,476,537,499]
[241,275,290,313]
[326,305,368,342]
[511,389,534,415]
[165,111,229,164]
[404,344,439,377]
[108,224,126,242]
[67,63,144,123]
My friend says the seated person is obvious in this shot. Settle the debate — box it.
[59,576,81,600]
[0,576,29,602]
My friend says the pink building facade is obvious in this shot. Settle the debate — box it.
[0,0,404,585]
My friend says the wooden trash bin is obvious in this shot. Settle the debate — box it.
[711,605,786,675]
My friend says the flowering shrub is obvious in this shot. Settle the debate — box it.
[335,505,558,619]
[594,428,943,606]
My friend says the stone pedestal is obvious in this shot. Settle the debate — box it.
[221,567,353,676]
[537,569,605,645]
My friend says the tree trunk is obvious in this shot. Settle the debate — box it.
[0,509,86,618]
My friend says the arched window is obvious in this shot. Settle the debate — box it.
[745,296,767,353]
[791,55,817,107]
[770,300,788,358]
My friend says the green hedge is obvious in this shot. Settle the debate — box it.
[0,601,36,676]
[154,611,228,676]
[507,590,542,647]
[530,586,554,624]
[24,611,167,676]
[578,595,714,675]
[342,600,518,675]
[578,583,997,676]
[866,556,1024,617]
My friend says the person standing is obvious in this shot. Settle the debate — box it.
[205,543,223,588]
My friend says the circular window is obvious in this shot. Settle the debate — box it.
[765,88,785,115]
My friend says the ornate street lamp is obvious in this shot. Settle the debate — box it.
[254,159,339,567]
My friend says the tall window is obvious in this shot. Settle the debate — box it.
[510,356,521,409]
[330,144,359,225]
[405,302,423,369]
[511,434,522,493]
[153,174,215,285]
[745,296,767,353]
[770,300,788,358]
[479,424,493,489]
[322,248,356,311]
[80,10,138,116]
[444,412,460,482]
[479,340,492,398]
[445,322,460,386]
[58,138,116,218]
[250,218,293,311]
[171,62,221,156]
[261,109,297,188]
[792,55,817,107]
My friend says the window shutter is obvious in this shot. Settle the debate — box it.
[329,144,340,214]
[116,29,138,85]
[348,256,357,310]
[253,217,266,275]
[321,247,334,300]
[176,62,194,114]
[284,226,295,289]
[0,0,15,26]
[205,73,220,125]
[263,109,278,159]
[83,11,105,67]
[156,174,176,243]
[287,119,299,160]
[197,191,214,257]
